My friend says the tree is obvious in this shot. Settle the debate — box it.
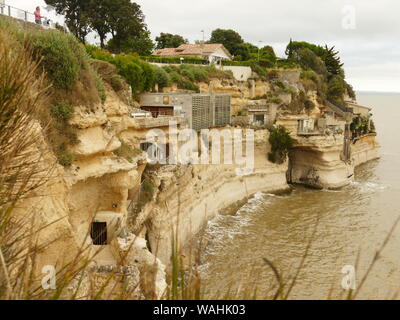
[88,0,113,48]
[107,30,154,56]
[155,33,187,49]
[45,0,91,43]
[327,75,346,101]
[259,45,276,61]
[321,45,344,77]
[294,48,327,75]
[268,125,293,164]
[286,40,343,77]
[209,28,244,58]
[234,43,251,61]
[106,0,147,53]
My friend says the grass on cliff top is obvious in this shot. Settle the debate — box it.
[0,18,105,107]
[0,19,112,167]
[161,64,233,92]
[86,44,233,94]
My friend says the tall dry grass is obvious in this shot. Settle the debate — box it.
[0,29,54,298]
[0,28,117,301]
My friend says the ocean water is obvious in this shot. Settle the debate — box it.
[200,92,400,299]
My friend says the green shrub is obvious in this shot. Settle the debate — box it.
[114,142,142,163]
[178,80,199,92]
[152,65,171,89]
[250,63,268,79]
[274,81,285,89]
[142,180,154,193]
[222,60,252,67]
[169,71,182,83]
[327,75,346,102]
[141,55,207,65]
[267,69,279,80]
[92,71,106,103]
[49,102,78,166]
[268,97,282,104]
[86,46,156,96]
[180,65,208,82]
[300,70,318,82]
[346,82,356,100]
[294,48,327,75]
[304,99,315,112]
[267,152,276,163]
[31,31,89,90]
[57,149,75,167]
[50,103,74,122]
[268,125,293,164]
[110,74,125,92]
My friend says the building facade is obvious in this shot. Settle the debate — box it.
[140,93,231,131]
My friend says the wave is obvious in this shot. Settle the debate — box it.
[201,192,271,256]
[350,181,387,192]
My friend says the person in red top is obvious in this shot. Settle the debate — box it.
[34,6,42,24]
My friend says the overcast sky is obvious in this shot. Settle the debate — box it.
[10,0,400,93]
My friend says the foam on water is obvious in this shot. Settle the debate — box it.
[350,181,387,192]
[200,192,272,256]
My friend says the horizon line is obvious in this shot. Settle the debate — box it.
[357,90,400,94]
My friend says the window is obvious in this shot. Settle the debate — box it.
[90,222,107,245]
[255,114,265,124]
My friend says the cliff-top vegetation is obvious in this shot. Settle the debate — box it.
[0,18,107,167]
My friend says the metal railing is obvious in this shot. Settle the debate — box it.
[0,4,56,29]
[140,110,185,118]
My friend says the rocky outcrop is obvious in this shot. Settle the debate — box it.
[288,133,380,189]
[288,134,354,189]
[352,134,380,166]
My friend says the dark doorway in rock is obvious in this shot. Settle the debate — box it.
[145,230,152,253]
[90,222,107,245]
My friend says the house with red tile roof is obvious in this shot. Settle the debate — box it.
[153,43,233,65]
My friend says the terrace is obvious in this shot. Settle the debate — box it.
[0,3,57,29]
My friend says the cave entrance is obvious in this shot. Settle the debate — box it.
[254,114,265,125]
[90,222,107,245]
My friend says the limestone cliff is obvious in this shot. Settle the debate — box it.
[6,56,379,299]
[129,130,289,264]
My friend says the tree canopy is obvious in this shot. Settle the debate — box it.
[45,0,152,54]
[45,0,91,43]
[209,28,244,58]
[286,40,344,77]
[155,33,188,49]
[286,40,352,103]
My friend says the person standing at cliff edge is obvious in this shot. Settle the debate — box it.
[34,6,42,24]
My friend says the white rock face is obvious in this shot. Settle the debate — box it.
[112,235,167,299]
[288,134,354,189]
[134,133,290,265]
[352,134,380,166]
